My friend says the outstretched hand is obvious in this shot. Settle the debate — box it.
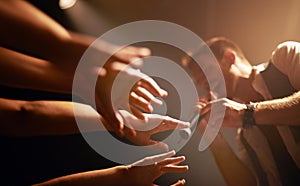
[198,97,246,129]
[83,45,167,137]
[113,110,190,151]
[95,60,168,136]
[127,150,188,186]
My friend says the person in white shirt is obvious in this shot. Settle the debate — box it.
[183,37,300,185]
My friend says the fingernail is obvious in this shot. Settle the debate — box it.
[181,122,190,128]
[130,57,143,67]
[148,104,153,112]
[140,48,151,56]
[170,150,176,155]
[161,89,168,97]
[152,97,163,105]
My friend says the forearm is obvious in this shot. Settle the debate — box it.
[254,91,300,126]
[33,166,129,186]
[0,98,105,136]
[0,0,96,66]
[0,47,75,93]
[210,133,256,186]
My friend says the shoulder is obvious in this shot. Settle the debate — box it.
[271,41,300,71]
[272,41,300,62]
[271,41,300,90]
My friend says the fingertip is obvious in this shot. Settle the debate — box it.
[148,104,154,113]
[169,149,176,156]
[129,128,137,137]
[139,47,151,56]
[160,89,168,97]
[117,129,124,137]
[180,122,190,128]
[130,57,143,68]
[180,156,186,161]
[152,97,163,106]
[181,179,186,184]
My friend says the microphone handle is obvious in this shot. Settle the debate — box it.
[179,112,204,139]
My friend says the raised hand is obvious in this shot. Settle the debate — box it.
[116,110,190,151]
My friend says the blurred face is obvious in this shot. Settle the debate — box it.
[185,55,226,99]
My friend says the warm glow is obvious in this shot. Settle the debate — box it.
[59,0,77,10]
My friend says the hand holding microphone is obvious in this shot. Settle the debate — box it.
[179,91,218,139]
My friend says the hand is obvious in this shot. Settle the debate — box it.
[96,60,168,136]
[78,44,166,137]
[126,151,188,186]
[198,98,246,129]
[110,62,167,118]
[34,151,187,186]
[118,110,190,151]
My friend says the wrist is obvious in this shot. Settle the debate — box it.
[115,165,130,180]
[119,165,135,186]
[242,102,257,129]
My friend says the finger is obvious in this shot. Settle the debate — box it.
[110,61,129,72]
[157,156,185,166]
[113,112,125,136]
[145,150,176,163]
[171,179,186,186]
[96,96,124,137]
[196,99,207,109]
[129,91,153,113]
[138,77,168,98]
[199,96,209,104]
[127,46,151,59]
[125,46,151,61]
[149,140,169,152]
[160,165,189,173]
[129,57,144,68]
[131,150,175,167]
[133,86,163,106]
[199,104,212,116]
[149,117,190,135]
[129,105,146,120]
[115,46,151,64]
[136,47,151,57]
[123,123,137,137]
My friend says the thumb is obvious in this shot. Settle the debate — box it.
[149,140,169,152]
[171,179,186,186]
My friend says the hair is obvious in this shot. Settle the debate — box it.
[205,36,246,61]
[181,36,250,69]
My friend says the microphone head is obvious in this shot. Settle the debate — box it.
[179,128,192,140]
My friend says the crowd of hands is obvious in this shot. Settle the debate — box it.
[0,1,256,185]
[0,1,193,185]
[67,43,191,186]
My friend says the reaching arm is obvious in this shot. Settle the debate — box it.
[0,0,169,137]
[254,91,300,126]
[199,92,300,128]
[0,98,103,136]
[0,0,88,65]
[33,151,188,186]
[0,47,73,93]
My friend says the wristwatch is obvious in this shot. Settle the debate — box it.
[242,102,257,128]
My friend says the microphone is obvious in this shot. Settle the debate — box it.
[179,92,219,139]
[179,111,201,139]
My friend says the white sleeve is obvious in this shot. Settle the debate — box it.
[271,41,300,90]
